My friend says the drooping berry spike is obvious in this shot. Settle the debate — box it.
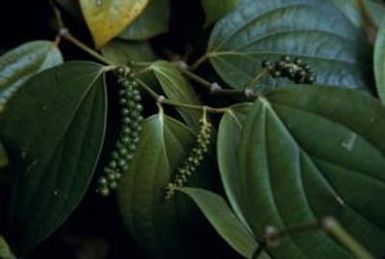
[96,66,143,197]
[165,110,213,200]
[262,56,316,84]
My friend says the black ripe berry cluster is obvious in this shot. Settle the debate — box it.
[96,67,143,197]
[165,118,213,200]
[262,56,316,84]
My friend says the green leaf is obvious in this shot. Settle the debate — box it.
[0,236,15,259]
[0,41,63,113]
[101,39,156,64]
[207,0,372,91]
[177,187,267,259]
[119,0,170,40]
[80,0,149,48]
[151,61,202,131]
[374,19,385,103]
[116,113,196,258]
[221,86,385,257]
[201,0,241,26]
[0,61,107,254]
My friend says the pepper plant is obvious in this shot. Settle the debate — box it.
[1,0,385,258]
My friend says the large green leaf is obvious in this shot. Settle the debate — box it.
[101,39,156,64]
[177,187,267,259]
[119,0,170,40]
[201,0,241,26]
[116,113,199,258]
[207,0,372,91]
[0,61,107,254]
[151,61,202,131]
[374,19,385,103]
[219,86,385,258]
[0,41,63,113]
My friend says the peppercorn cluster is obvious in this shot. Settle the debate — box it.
[262,56,316,84]
[165,118,213,200]
[96,67,143,197]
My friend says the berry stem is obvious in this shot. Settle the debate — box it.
[176,62,255,98]
[243,69,269,89]
[191,53,209,70]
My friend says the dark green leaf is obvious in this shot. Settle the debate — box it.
[0,61,107,254]
[0,142,8,169]
[331,0,385,29]
[177,187,267,259]
[101,39,156,64]
[0,236,15,259]
[220,86,385,257]
[207,0,372,91]
[151,61,202,131]
[217,103,254,230]
[364,0,385,27]
[374,19,385,103]
[201,0,241,26]
[119,0,170,40]
[0,41,63,112]
[116,113,196,258]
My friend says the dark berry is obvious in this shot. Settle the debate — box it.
[262,60,272,68]
[281,55,291,62]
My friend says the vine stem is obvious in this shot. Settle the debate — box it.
[50,0,116,66]
[137,78,229,114]
[251,217,374,259]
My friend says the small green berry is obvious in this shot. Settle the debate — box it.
[119,98,127,105]
[98,177,108,185]
[100,188,110,197]
[109,160,117,169]
[115,67,125,76]
[119,147,128,156]
[109,181,118,190]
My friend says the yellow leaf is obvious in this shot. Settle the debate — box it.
[80,0,149,48]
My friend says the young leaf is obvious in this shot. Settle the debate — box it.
[0,236,15,259]
[101,39,156,64]
[119,0,170,40]
[80,0,149,48]
[220,86,385,258]
[201,0,241,26]
[207,0,372,91]
[374,19,385,103]
[151,61,202,131]
[0,61,107,254]
[116,113,197,257]
[177,187,268,259]
[0,41,63,112]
